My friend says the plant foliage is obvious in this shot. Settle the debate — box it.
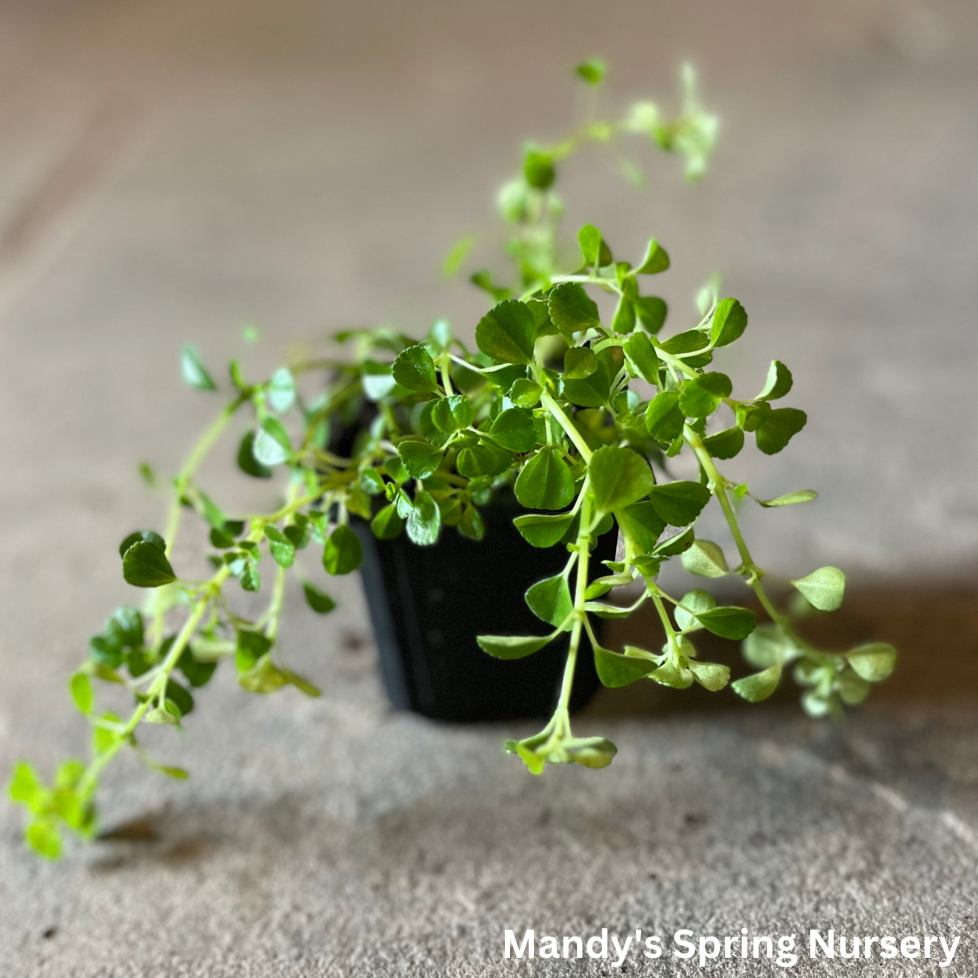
[10,63,894,858]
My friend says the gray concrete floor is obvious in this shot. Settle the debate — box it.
[0,0,977,974]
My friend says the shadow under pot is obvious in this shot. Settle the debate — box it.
[353,495,616,723]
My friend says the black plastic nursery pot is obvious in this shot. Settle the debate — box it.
[354,496,616,723]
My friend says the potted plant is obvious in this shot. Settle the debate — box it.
[9,62,896,858]
[354,486,615,721]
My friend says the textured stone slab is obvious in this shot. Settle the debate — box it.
[1,0,977,975]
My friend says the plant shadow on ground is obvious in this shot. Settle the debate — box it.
[82,769,824,884]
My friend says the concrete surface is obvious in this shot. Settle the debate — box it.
[0,0,977,974]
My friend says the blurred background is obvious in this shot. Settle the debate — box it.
[1,1,977,975]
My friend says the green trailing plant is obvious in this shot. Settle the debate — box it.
[10,62,895,859]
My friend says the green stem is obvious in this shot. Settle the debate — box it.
[439,354,455,395]
[683,425,818,650]
[263,482,299,641]
[254,484,328,529]
[556,493,593,715]
[546,273,624,298]
[654,347,699,381]
[448,354,515,374]
[164,395,248,557]
[308,448,353,468]
[684,426,752,564]
[91,473,319,799]
[78,570,227,799]
[151,395,247,650]
[539,389,592,462]
[265,566,287,642]
[649,588,678,649]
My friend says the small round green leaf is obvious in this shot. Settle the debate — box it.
[406,491,442,546]
[489,408,536,453]
[758,360,793,400]
[431,395,473,433]
[524,150,555,190]
[459,504,485,541]
[236,628,272,672]
[525,574,573,628]
[509,378,542,408]
[123,541,177,588]
[649,661,694,688]
[653,525,695,556]
[8,763,41,808]
[165,679,194,717]
[659,329,710,356]
[845,642,896,682]
[610,295,636,334]
[566,736,617,769]
[303,582,337,614]
[681,539,728,578]
[757,490,817,507]
[27,820,61,860]
[237,431,273,479]
[70,674,93,714]
[754,407,807,456]
[578,224,603,266]
[181,345,216,391]
[118,530,165,558]
[635,296,668,334]
[574,59,606,85]
[635,238,670,275]
[702,427,744,460]
[616,500,666,555]
[710,298,748,348]
[392,345,440,394]
[791,566,845,611]
[594,646,656,687]
[456,444,498,479]
[514,448,576,511]
[548,283,600,335]
[648,481,711,526]
[361,361,397,401]
[732,664,781,702]
[588,446,655,513]
[623,332,659,383]
[477,634,553,660]
[564,346,598,380]
[695,605,756,640]
[176,648,217,688]
[674,589,716,632]
[562,358,612,407]
[837,668,871,705]
[398,439,443,479]
[688,661,730,691]
[645,392,685,443]
[678,372,732,418]
[359,468,385,496]
[239,562,261,592]
[742,624,791,669]
[513,512,575,548]
[371,503,404,540]
[252,417,293,467]
[323,525,363,575]
[237,654,288,694]
[264,526,296,568]
[475,300,537,365]
[267,367,296,412]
